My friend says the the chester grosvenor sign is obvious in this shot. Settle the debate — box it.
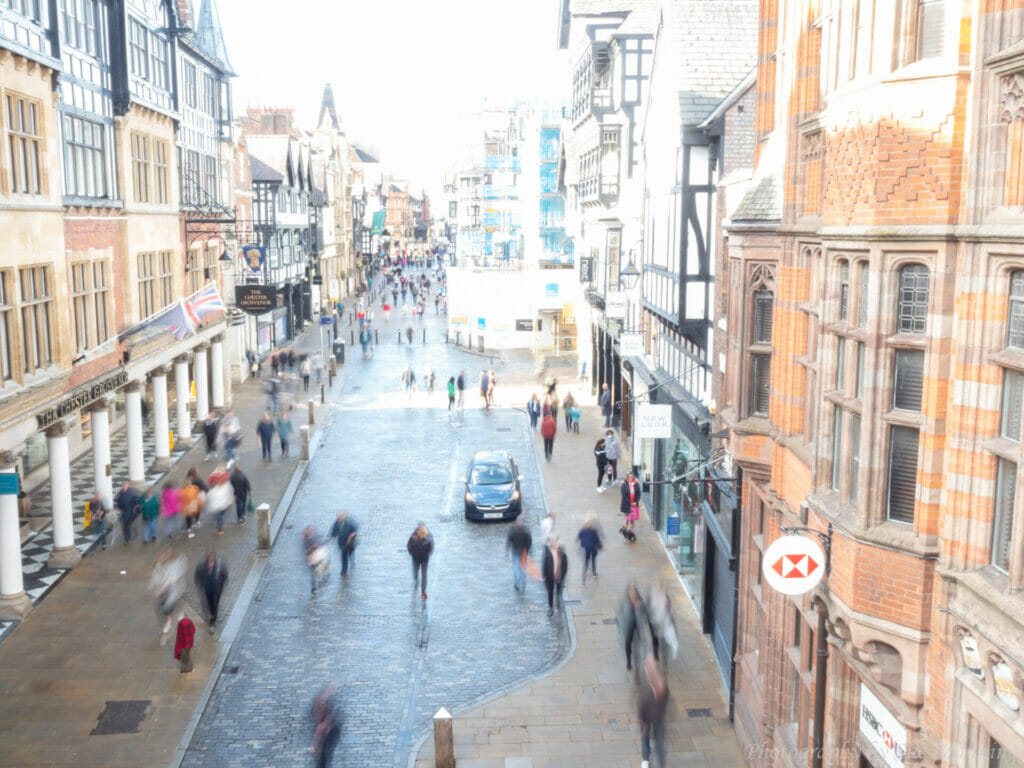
[37,370,129,429]
[235,285,277,316]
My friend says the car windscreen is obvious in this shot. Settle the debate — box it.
[470,464,513,485]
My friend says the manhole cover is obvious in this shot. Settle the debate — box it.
[602,618,618,625]
[495,427,512,432]
[687,708,713,719]
[91,700,150,735]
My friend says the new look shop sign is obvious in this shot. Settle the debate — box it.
[636,404,672,439]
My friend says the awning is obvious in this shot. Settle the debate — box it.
[370,210,386,235]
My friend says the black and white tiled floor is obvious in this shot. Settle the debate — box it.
[0,427,198,643]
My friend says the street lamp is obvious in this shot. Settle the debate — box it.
[619,256,640,291]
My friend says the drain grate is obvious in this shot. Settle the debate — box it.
[687,708,714,719]
[602,618,619,625]
[91,700,150,735]
[495,427,512,432]
[227,666,241,674]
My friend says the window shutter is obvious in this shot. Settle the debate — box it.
[991,459,1017,573]
[893,349,924,411]
[1008,271,1024,349]
[753,290,774,344]
[750,354,771,416]
[887,426,920,524]
[916,0,945,60]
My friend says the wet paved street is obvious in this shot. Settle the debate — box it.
[183,307,571,767]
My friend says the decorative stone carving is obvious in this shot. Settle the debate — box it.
[999,73,1024,124]
[149,365,171,379]
[124,380,143,394]
[748,262,777,291]
[175,354,191,365]
[86,396,113,413]
[801,129,824,161]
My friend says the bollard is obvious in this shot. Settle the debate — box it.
[397,330,402,344]
[351,329,355,345]
[374,329,379,345]
[256,503,271,551]
[422,328,426,345]
[300,424,310,460]
[433,708,454,768]
[308,399,315,425]
[349,312,353,326]
[328,367,334,386]
[320,383,325,404]
[329,356,337,377]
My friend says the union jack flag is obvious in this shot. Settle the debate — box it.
[186,284,226,326]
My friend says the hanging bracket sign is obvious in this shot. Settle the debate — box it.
[235,285,278,316]
[762,533,827,596]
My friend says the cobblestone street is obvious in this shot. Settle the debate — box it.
[183,325,572,767]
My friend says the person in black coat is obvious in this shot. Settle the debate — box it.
[620,472,641,538]
[541,536,568,617]
[577,516,602,584]
[407,523,434,600]
[194,548,228,632]
[594,438,608,492]
[230,465,251,523]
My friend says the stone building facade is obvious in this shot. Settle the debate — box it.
[720,0,1024,765]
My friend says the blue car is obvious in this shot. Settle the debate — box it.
[462,451,523,520]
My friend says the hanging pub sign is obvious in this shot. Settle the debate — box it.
[240,244,266,275]
[235,285,278,316]
[620,332,643,357]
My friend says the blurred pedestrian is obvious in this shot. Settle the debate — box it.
[506,514,532,592]
[150,546,186,638]
[562,391,576,431]
[487,369,497,406]
[88,489,113,549]
[180,476,203,539]
[140,487,160,543]
[114,481,139,544]
[161,481,181,539]
[270,349,280,377]
[302,526,329,593]
[276,411,294,457]
[256,412,275,462]
[647,580,679,663]
[546,392,559,423]
[401,366,416,398]
[637,656,669,768]
[219,410,241,468]
[407,523,434,600]
[594,437,608,492]
[174,613,195,672]
[618,583,649,671]
[329,511,358,576]
[447,376,456,412]
[540,412,557,461]
[300,356,311,392]
[406,324,414,344]
[287,349,296,372]
[194,547,228,633]
[479,369,489,409]
[569,404,581,433]
[207,465,233,535]
[527,393,541,430]
[426,369,435,397]
[600,383,612,427]
[456,371,466,410]
[541,535,568,617]
[604,430,620,484]
[578,515,603,584]
[230,464,251,524]
[540,510,557,545]
[203,410,219,460]
[310,684,341,768]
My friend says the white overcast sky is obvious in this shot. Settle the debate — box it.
[218,0,568,199]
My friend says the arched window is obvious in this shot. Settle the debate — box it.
[896,264,929,334]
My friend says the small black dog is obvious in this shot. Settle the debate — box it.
[619,526,637,543]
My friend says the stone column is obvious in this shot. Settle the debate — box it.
[210,335,226,409]
[174,354,192,448]
[194,343,210,421]
[150,366,171,472]
[0,448,31,619]
[88,398,113,506]
[46,421,81,569]
[124,381,145,484]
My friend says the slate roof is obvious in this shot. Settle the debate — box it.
[662,0,758,126]
[352,146,379,163]
[731,174,781,222]
[249,155,282,184]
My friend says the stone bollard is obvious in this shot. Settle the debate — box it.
[256,503,271,550]
[329,356,337,376]
[300,424,310,460]
[307,399,315,425]
[433,708,454,768]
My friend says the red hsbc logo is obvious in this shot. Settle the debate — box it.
[762,535,827,595]
[771,553,820,579]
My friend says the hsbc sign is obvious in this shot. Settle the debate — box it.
[761,534,826,596]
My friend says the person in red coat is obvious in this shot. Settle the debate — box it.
[540,414,557,461]
[174,615,195,673]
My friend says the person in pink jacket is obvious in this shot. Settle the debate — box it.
[161,482,182,539]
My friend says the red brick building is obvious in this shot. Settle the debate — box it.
[720,0,1024,765]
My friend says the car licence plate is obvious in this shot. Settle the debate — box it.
[483,512,504,519]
